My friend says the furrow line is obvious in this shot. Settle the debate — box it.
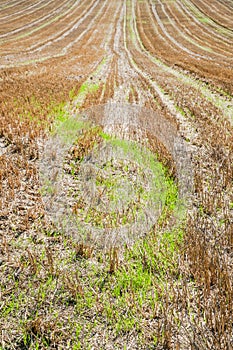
[0,0,108,67]
[133,0,233,125]
[175,0,233,45]
[0,0,27,12]
[0,0,75,40]
[163,1,233,58]
[0,0,47,21]
[150,0,216,61]
[125,0,195,140]
[190,0,233,29]
[182,0,233,37]
[136,0,233,94]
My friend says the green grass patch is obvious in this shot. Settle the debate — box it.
[57,123,180,236]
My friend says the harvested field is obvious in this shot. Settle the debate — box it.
[0,0,233,349]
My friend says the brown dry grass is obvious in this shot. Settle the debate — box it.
[0,0,233,348]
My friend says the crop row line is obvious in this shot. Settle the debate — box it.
[0,0,48,21]
[131,0,233,125]
[0,0,76,41]
[162,0,233,57]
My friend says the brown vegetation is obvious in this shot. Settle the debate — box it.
[0,0,232,348]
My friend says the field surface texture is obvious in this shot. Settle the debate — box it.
[0,0,233,349]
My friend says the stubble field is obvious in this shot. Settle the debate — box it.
[0,0,233,349]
